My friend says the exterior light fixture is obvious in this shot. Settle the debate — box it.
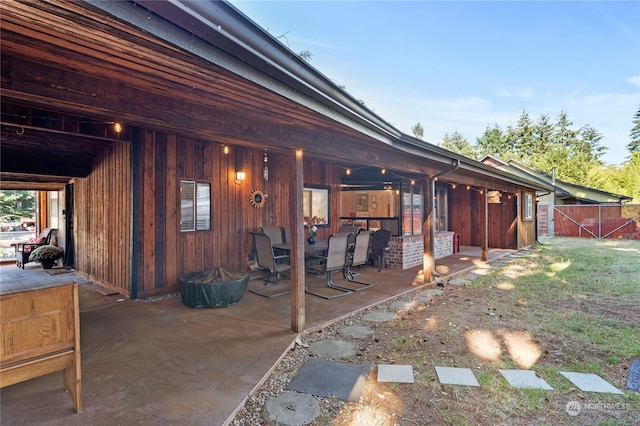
[346,168,351,175]
[223,145,230,155]
[263,149,269,182]
[235,171,246,184]
[381,168,386,174]
[113,122,122,133]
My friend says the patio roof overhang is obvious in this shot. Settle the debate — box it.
[1,0,549,194]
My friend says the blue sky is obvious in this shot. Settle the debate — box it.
[230,1,640,165]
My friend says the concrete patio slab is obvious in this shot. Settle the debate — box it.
[560,372,624,394]
[499,369,553,390]
[434,366,480,387]
[377,365,414,383]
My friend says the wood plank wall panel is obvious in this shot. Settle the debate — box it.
[131,136,347,298]
[74,140,131,294]
[517,189,536,248]
[448,186,472,246]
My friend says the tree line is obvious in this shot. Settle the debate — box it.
[412,107,640,203]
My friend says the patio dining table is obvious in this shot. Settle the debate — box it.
[272,240,328,254]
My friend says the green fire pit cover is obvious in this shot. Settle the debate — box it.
[179,267,249,308]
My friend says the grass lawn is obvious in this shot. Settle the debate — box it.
[331,237,640,425]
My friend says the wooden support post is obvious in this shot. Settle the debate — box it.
[481,186,488,262]
[423,178,434,282]
[289,149,305,332]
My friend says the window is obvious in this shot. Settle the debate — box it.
[180,181,211,231]
[523,193,533,221]
[434,187,448,232]
[303,185,329,226]
[402,182,423,235]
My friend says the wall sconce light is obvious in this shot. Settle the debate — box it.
[223,145,230,155]
[410,179,415,185]
[466,185,471,190]
[346,168,351,176]
[113,122,122,133]
[234,149,245,184]
[451,184,456,189]
[235,171,246,184]
[263,149,269,182]
[381,168,386,175]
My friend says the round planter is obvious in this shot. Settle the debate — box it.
[307,237,316,245]
[40,259,56,269]
[179,267,249,308]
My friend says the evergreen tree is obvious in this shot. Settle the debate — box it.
[440,131,477,159]
[513,110,536,158]
[629,106,640,153]
[476,124,508,158]
[412,122,424,140]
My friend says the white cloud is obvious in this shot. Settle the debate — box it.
[626,76,640,88]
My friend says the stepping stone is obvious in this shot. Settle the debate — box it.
[309,340,355,359]
[339,325,373,339]
[286,358,369,401]
[424,289,443,296]
[265,391,320,426]
[464,273,479,281]
[560,372,624,394]
[434,366,480,387]
[377,364,414,383]
[362,312,396,323]
[627,358,640,392]
[499,369,553,390]
[448,278,471,286]
[413,295,432,304]
[469,268,491,276]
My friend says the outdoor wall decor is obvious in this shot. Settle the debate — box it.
[249,189,267,208]
[356,194,369,211]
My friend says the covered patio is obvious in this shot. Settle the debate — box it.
[0,245,513,425]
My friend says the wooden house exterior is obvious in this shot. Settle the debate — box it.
[1,0,550,331]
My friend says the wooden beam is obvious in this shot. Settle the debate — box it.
[481,187,488,261]
[290,149,305,332]
[423,178,434,282]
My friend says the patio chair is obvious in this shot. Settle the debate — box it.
[249,232,291,298]
[368,228,391,272]
[261,226,286,256]
[339,230,374,291]
[305,232,353,299]
[15,228,56,269]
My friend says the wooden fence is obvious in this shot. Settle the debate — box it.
[538,203,640,239]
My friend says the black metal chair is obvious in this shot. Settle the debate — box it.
[368,228,391,272]
[249,232,291,298]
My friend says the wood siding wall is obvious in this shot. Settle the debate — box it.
[131,130,343,299]
[74,141,132,293]
[517,189,536,248]
[448,185,519,250]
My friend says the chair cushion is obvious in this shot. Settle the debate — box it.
[28,237,46,244]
